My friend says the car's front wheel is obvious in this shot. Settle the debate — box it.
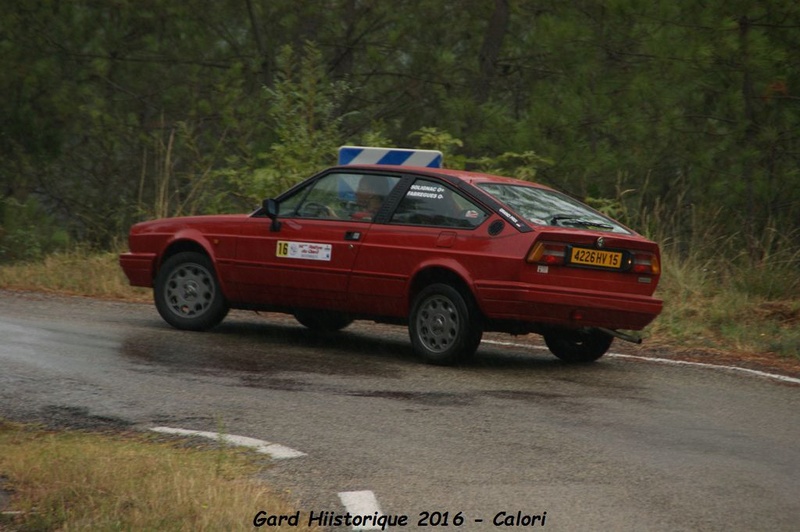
[409,283,483,365]
[543,328,613,363]
[154,251,229,331]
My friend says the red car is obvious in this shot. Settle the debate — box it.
[120,158,662,365]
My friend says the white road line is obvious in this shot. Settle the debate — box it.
[607,353,800,385]
[338,490,383,530]
[483,339,550,351]
[481,339,800,385]
[149,426,306,459]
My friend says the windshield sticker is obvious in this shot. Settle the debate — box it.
[276,241,332,261]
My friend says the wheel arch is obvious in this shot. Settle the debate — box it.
[407,266,485,364]
[158,238,211,267]
[407,263,482,318]
[155,235,235,301]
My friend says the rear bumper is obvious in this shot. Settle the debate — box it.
[119,252,157,287]
[476,282,662,331]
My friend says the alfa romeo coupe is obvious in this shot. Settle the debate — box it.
[120,149,662,365]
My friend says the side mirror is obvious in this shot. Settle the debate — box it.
[263,198,281,232]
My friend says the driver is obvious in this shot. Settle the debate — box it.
[351,176,389,221]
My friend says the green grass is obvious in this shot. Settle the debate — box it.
[647,247,800,358]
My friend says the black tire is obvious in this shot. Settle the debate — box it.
[543,328,613,363]
[409,283,483,365]
[294,309,353,332]
[154,252,229,331]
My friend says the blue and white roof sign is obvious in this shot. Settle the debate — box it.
[338,146,443,168]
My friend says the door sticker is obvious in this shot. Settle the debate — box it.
[276,241,332,261]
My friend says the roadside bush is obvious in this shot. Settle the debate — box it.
[0,197,69,263]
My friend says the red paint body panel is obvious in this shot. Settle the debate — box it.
[120,165,663,335]
[118,251,157,287]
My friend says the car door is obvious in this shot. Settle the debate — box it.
[230,171,401,310]
[347,177,491,316]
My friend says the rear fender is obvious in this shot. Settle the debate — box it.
[407,259,479,314]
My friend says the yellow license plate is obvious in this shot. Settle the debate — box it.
[569,247,623,269]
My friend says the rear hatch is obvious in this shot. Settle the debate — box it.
[523,229,661,297]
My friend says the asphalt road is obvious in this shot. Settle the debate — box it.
[1,290,798,531]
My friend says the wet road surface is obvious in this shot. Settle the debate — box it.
[1,290,798,531]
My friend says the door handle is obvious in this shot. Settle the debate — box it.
[344,231,362,241]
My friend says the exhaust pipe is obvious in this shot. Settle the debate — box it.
[598,327,642,345]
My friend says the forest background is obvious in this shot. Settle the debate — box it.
[1,0,798,357]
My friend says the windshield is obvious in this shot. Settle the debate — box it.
[477,183,630,234]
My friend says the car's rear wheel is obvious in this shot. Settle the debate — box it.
[409,283,483,365]
[294,309,353,332]
[154,252,229,331]
[544,328,613,363]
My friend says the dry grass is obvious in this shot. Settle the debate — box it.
[631,189,800,358]
[0,420,315,531]
[648,247,800,358]
[0,250,150,302]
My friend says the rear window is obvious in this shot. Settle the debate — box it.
[477,183,630,234]
[390,179,488,229]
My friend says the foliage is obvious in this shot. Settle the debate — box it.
[230,43,353,204]
[0,0,798,298]
[0,197,69,263]
[410,127,465,168]
[471,150,555,181]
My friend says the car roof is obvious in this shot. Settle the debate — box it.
[331,164,555,191]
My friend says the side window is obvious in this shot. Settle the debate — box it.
[348,174,399,221]
[390,179,489,229]
[279,172,399,222]
[280,173,340,219]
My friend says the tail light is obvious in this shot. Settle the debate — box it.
[526,241,566,265]
[632,252,660,275]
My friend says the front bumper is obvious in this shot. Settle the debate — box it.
[119,252,157,287]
